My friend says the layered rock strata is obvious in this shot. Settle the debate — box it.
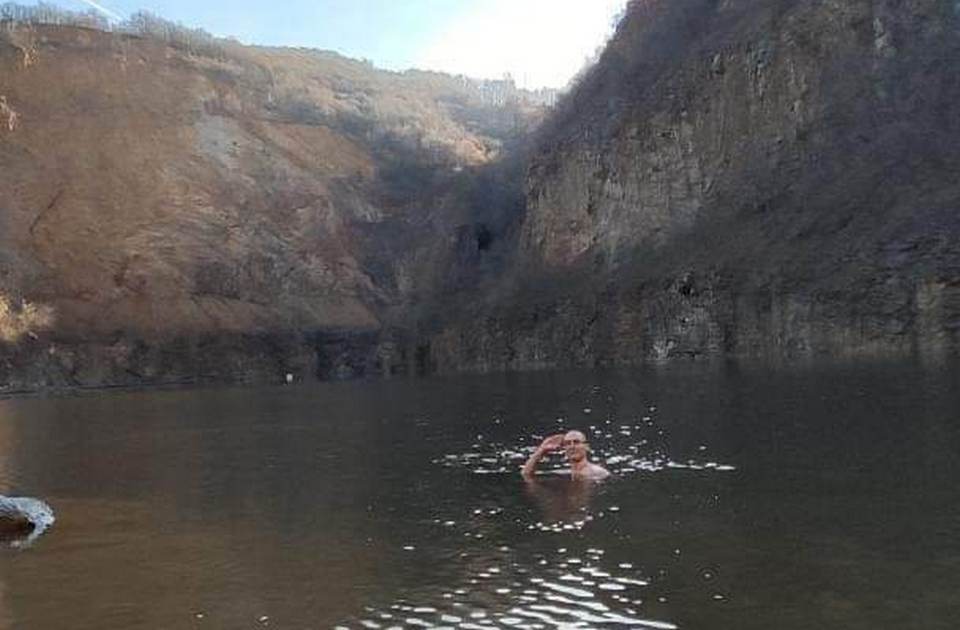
[3,2,960,390]
[423,0,960,371]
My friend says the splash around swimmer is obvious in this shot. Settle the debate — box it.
[521,430,610,481]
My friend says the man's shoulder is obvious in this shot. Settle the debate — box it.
[589,463,611,480]
[591,464,610,479]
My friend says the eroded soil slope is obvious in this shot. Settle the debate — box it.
[0,24,538,387]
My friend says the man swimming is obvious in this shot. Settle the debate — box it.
[521,430,610,481]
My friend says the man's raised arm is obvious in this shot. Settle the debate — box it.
[521,434,564,479]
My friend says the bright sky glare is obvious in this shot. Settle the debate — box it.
[48,0,627,89]
[416,0,627,89]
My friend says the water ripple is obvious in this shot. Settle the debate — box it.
[433,411,736,478]
[342,546,674,629]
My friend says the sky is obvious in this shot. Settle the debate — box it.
[40,0,627,89]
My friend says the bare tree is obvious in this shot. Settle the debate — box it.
[121,10,227,59]
[0,4,229,60]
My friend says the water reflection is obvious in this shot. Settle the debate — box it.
[0,575,8,630]
[0,416,13,494]
[346,541,676,629]
[523,477,596,531]
[0,388,392,628]
[0,361,958,629]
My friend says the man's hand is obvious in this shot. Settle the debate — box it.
[537,434,565,453]
[522,433,565,479]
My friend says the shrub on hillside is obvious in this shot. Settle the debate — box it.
[122,11,229,60]
[0,3,230,60]
[1,2,109,30]
[0,294,54,343]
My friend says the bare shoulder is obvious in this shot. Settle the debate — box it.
[587,463,611,480]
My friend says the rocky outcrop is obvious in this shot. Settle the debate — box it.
[426,274,960,372]
[424,0,960,370]
[0,495,54,547]
[0,329,424,392]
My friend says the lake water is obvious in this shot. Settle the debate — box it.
[0,360,958,629]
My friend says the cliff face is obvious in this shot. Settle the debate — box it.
[2,2,959,391]
[426,0,960,371]
[0,23,537,389]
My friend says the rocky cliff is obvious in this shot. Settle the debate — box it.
[0,20,538,390]
[425,0,960,372]
[2,1,960,391]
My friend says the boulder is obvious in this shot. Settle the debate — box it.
[0,496,54,547]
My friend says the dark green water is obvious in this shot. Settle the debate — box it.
[0,360,958,629]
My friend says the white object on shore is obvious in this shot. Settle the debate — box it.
[0,495,55,548]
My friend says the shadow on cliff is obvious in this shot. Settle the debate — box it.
[422,0,960,368]
[363,130,536,332]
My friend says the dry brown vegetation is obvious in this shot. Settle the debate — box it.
[0,294,54,343]
[0,14,550,345]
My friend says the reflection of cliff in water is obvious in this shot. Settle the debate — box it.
[0,419,11,495]
[0,576,10,630]
[0,387,396,628]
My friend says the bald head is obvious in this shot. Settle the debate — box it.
[523,430,610,481]
[562,430,588,463]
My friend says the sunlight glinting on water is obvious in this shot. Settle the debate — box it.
[6,364,953,628]
[345,546,677,630]
[432,404,736,478]
[332,400,742,626]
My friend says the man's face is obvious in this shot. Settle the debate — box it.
[562,431,588,463]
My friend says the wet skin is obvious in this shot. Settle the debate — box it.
[522,430,611,481]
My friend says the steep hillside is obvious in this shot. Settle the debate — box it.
[427,0,960,370]
[0,20,541,389]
